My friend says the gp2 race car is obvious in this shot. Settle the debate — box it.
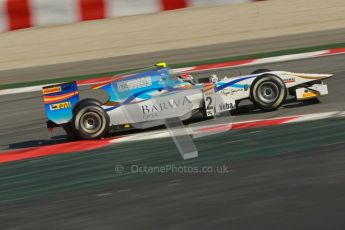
[42,63,332,140]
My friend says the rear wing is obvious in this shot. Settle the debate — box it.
[42,82,79,126]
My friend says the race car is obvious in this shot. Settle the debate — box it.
[42,63,332,140]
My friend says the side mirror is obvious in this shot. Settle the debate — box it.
[209,75,219,83]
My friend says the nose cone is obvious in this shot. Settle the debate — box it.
[321,74,333,79]
[294,73,333,80]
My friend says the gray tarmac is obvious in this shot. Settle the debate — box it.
[1,52,345,230]
[1,54,345,151]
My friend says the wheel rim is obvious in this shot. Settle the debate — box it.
[257,82,279,104]
[80,112,102,134]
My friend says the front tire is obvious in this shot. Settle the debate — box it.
[73,103,110,140]
[251,69,271,75]
[250,74,287,111]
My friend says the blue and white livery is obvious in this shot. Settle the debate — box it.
[42,63,332,140]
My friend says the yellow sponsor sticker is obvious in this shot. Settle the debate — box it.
[303,92,317,98]
[43,86,61,95]
[49,102,71,111]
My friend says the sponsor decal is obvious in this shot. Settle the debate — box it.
[141,96,192,119]
[118,76,152,92]
[229,88,243,95]
[220,90,231,96]
[284,77,296,83]
[218,103,235,111]
[220,86,247,96]
[43,86,61,95]
[50,102,71,111]
[303,92,317,98]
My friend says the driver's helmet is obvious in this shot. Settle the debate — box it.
[178,73,195,85]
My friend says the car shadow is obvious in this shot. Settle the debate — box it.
[232,98,319,116]
[7,135,70,150]
[283,98,320,109]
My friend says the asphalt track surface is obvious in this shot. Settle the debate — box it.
[1,54,345,229]
[1,28,345,84]
[1,54,345,151]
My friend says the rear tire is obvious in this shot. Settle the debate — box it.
[73,98,102,113]
[62,123,78,140]
[73,101,109,140]
[250,74,287,111]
